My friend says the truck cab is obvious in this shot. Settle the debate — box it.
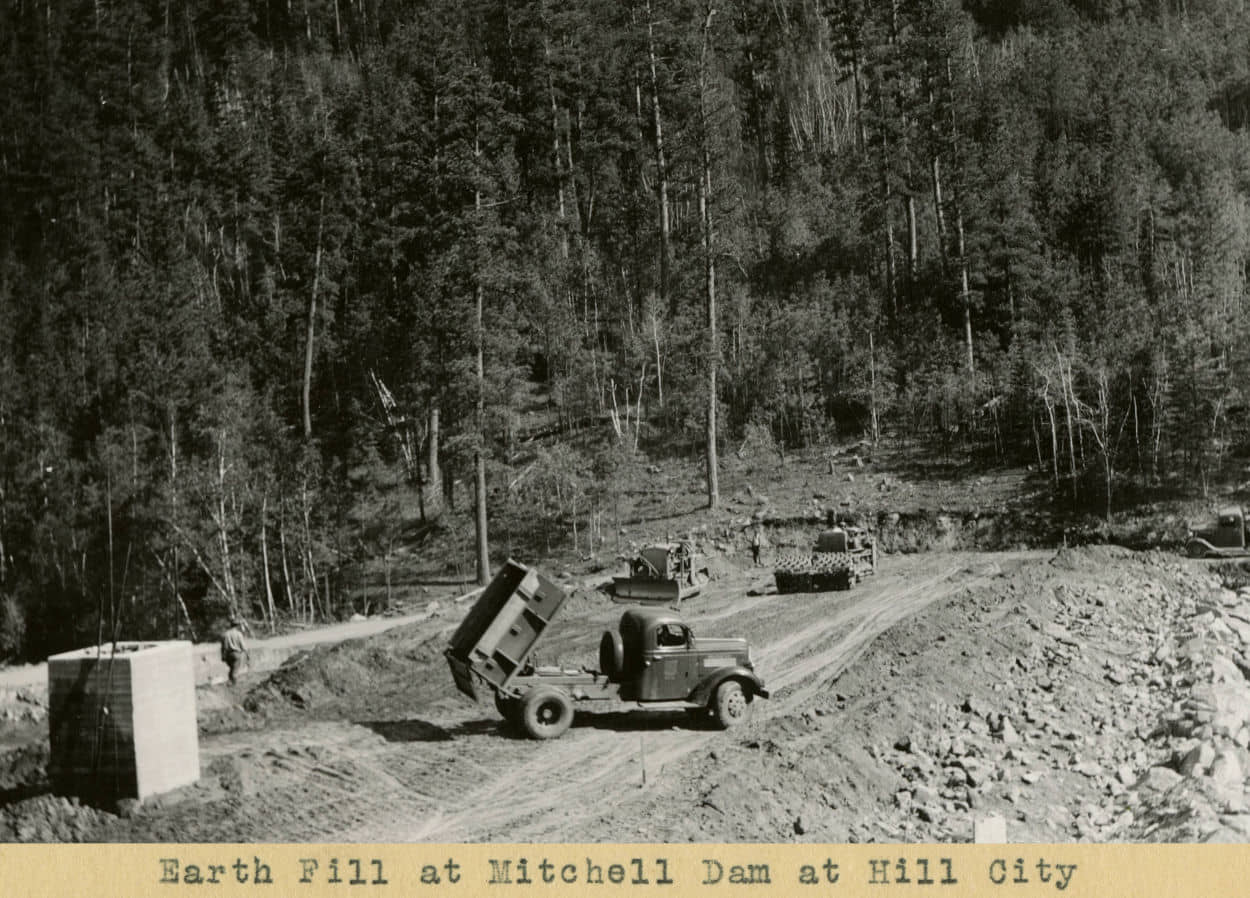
[606,608,759,704]
[447,560,768,740]
[1186,506,1249,558]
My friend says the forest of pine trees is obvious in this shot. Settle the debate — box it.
[2,0,1250,660]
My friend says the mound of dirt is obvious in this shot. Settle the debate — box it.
[0,743,48,796]
[241,626,446,719]
[0,794,115,842]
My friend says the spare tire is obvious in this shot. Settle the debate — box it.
[599,630,624,680]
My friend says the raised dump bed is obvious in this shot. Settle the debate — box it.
[47,641,199,803]
[446,560,567,701]
[446,559,768,740]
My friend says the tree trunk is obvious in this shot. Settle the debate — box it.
[906,191,918,288]
[869,331,880,444]
[851,51,867,150]
[167,407,179,636]
[544,34,570,259]
[215,434,238,613]
[930,153,948,261]
[474,131,492,586]
[303,195,326,440]
[699,5,719,510]
[279,514,296,615]
[1057,353,1078,503]
[651,311,664,409]
[955,201,974,374]
[427,406,441,507]
[260,495,276,632]
[645,0,672,311]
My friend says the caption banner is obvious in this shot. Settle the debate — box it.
[2,843,1238,897]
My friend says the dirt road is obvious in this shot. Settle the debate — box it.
[0,588,480,695]
[98,550,1043,843]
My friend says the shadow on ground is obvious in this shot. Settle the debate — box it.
[359,718,499,742]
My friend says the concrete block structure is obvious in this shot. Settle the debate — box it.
[47,641,199,802]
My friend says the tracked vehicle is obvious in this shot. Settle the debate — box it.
[612,542,710,604]
[446,560,767,739]
[773,525,877,593]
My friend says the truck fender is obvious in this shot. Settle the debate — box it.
[1186,537,1216,558]
[690,667,768,707]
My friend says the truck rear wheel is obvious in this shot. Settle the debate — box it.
[521,688,575,740]
[713,680,750,729]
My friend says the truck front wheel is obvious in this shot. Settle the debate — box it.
[713,680,750,729]
[521,688,575,740]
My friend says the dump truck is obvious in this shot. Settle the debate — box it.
[773,525,877,593]
[612,541,710,604]
[446,559,768,740]
[1186,506,1250,558]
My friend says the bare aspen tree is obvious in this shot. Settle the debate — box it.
[699,3,720,509]
[644,0,672,310]
[473,119,491,586]
[303,194,326,440]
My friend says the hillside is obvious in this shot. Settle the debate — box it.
[4,0,1250,666]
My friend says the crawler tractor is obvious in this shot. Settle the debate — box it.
[611,541,710,604]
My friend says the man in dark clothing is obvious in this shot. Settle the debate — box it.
[750,525,763,565]
[220,617,248,685]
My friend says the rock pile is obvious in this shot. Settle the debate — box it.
[1122,576,1250,841]
[844,547,1249,842]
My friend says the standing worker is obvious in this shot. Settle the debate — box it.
[220,615,249,685]
[750,525,764,566]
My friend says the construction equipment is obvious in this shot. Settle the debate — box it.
[1186,506,1250,558]
[612,541,709,604]
[446,559,768,740]
[773,526,877,593]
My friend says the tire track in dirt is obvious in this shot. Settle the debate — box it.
[161,552,1043,842]
[342,551,1044,842]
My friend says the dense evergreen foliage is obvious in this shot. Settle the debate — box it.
[3,0,1249,658]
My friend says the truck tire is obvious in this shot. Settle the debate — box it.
[1186,539,1209,559]
[521,688,575,740]
[713,680,750,729]
[599,630,624,681]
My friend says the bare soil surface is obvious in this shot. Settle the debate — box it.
[4,446,1248,843]
[5,541,1249,844]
